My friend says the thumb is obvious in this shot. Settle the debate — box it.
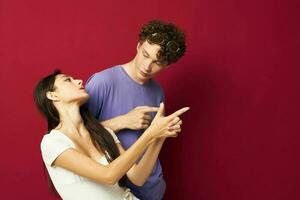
[156,102,165,117]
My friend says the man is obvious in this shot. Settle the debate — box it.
[85,20,186,200]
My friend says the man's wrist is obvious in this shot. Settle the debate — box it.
[101,115,128,133]
[117,114,128,130]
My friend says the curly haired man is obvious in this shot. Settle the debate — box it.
[85,20,186,200]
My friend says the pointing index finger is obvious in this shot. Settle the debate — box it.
[167,107,190,119]
[140,106,160,113]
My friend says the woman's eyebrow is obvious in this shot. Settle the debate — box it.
[58,75,71,80]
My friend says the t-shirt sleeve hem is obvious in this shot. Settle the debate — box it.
[104,127,121,144]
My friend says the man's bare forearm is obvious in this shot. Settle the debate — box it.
[100,115,127,133]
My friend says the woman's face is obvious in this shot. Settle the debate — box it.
[50,74,89,105]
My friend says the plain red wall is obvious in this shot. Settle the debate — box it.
[1,0,299,199]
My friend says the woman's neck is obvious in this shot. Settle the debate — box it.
[56,104,85,136]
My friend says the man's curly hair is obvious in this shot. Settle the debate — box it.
[139,20,186,65]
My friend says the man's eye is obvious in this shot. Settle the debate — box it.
[143,54,148,58]
[65,78,71,82]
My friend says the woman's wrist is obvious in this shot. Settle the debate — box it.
[141,128,156,145]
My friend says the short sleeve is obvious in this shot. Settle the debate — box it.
[40,132,73,166]
[104,127,120,144]
[161,90,165,103]
[85,73,108,120]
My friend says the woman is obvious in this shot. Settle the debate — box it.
[34,70,189,200]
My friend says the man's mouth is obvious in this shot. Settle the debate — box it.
[140,70,148,77]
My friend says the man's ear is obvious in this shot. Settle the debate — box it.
[136,42,142,51]
[46,91,59,101]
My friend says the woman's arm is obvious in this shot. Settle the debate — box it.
[119,116,182,186]
[117,138,165,186]
[53,104,188,185]
[53,131,153,185]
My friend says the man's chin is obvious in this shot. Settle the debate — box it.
[137,75,150,84]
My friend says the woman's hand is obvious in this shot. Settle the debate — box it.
[145,103,189,139]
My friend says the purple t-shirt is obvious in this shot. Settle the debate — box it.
[85,65,165,200]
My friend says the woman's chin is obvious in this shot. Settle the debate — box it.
[78,94,89,105]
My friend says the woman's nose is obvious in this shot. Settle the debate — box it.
[77,79,83,86]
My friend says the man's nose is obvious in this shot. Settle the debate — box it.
[144,60,152,72]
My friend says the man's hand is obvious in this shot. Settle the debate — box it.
[121,106,159,130]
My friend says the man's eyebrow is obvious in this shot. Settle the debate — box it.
[143,49,160,62]
[142,49,150,56]
[142,48,161,62]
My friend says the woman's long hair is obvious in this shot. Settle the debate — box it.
[34,70,127,194]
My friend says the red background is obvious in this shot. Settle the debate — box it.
[1,0,299,199]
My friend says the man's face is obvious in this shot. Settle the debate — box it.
[133,40,168,84]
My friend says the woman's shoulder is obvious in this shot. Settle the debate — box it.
[40,130,74,166]
[41,130,73,145]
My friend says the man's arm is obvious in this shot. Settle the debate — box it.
[101,106,159,133]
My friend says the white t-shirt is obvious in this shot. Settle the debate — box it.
[40,128,138,200]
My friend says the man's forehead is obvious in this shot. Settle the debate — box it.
[141,41,161,58]
[142,40,161,51]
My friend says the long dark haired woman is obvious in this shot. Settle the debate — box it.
[34,70,189,200]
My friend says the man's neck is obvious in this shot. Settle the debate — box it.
[122,60,148,85]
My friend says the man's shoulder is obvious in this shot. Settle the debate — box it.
[86,65,121,85]
[91,65,121,79]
